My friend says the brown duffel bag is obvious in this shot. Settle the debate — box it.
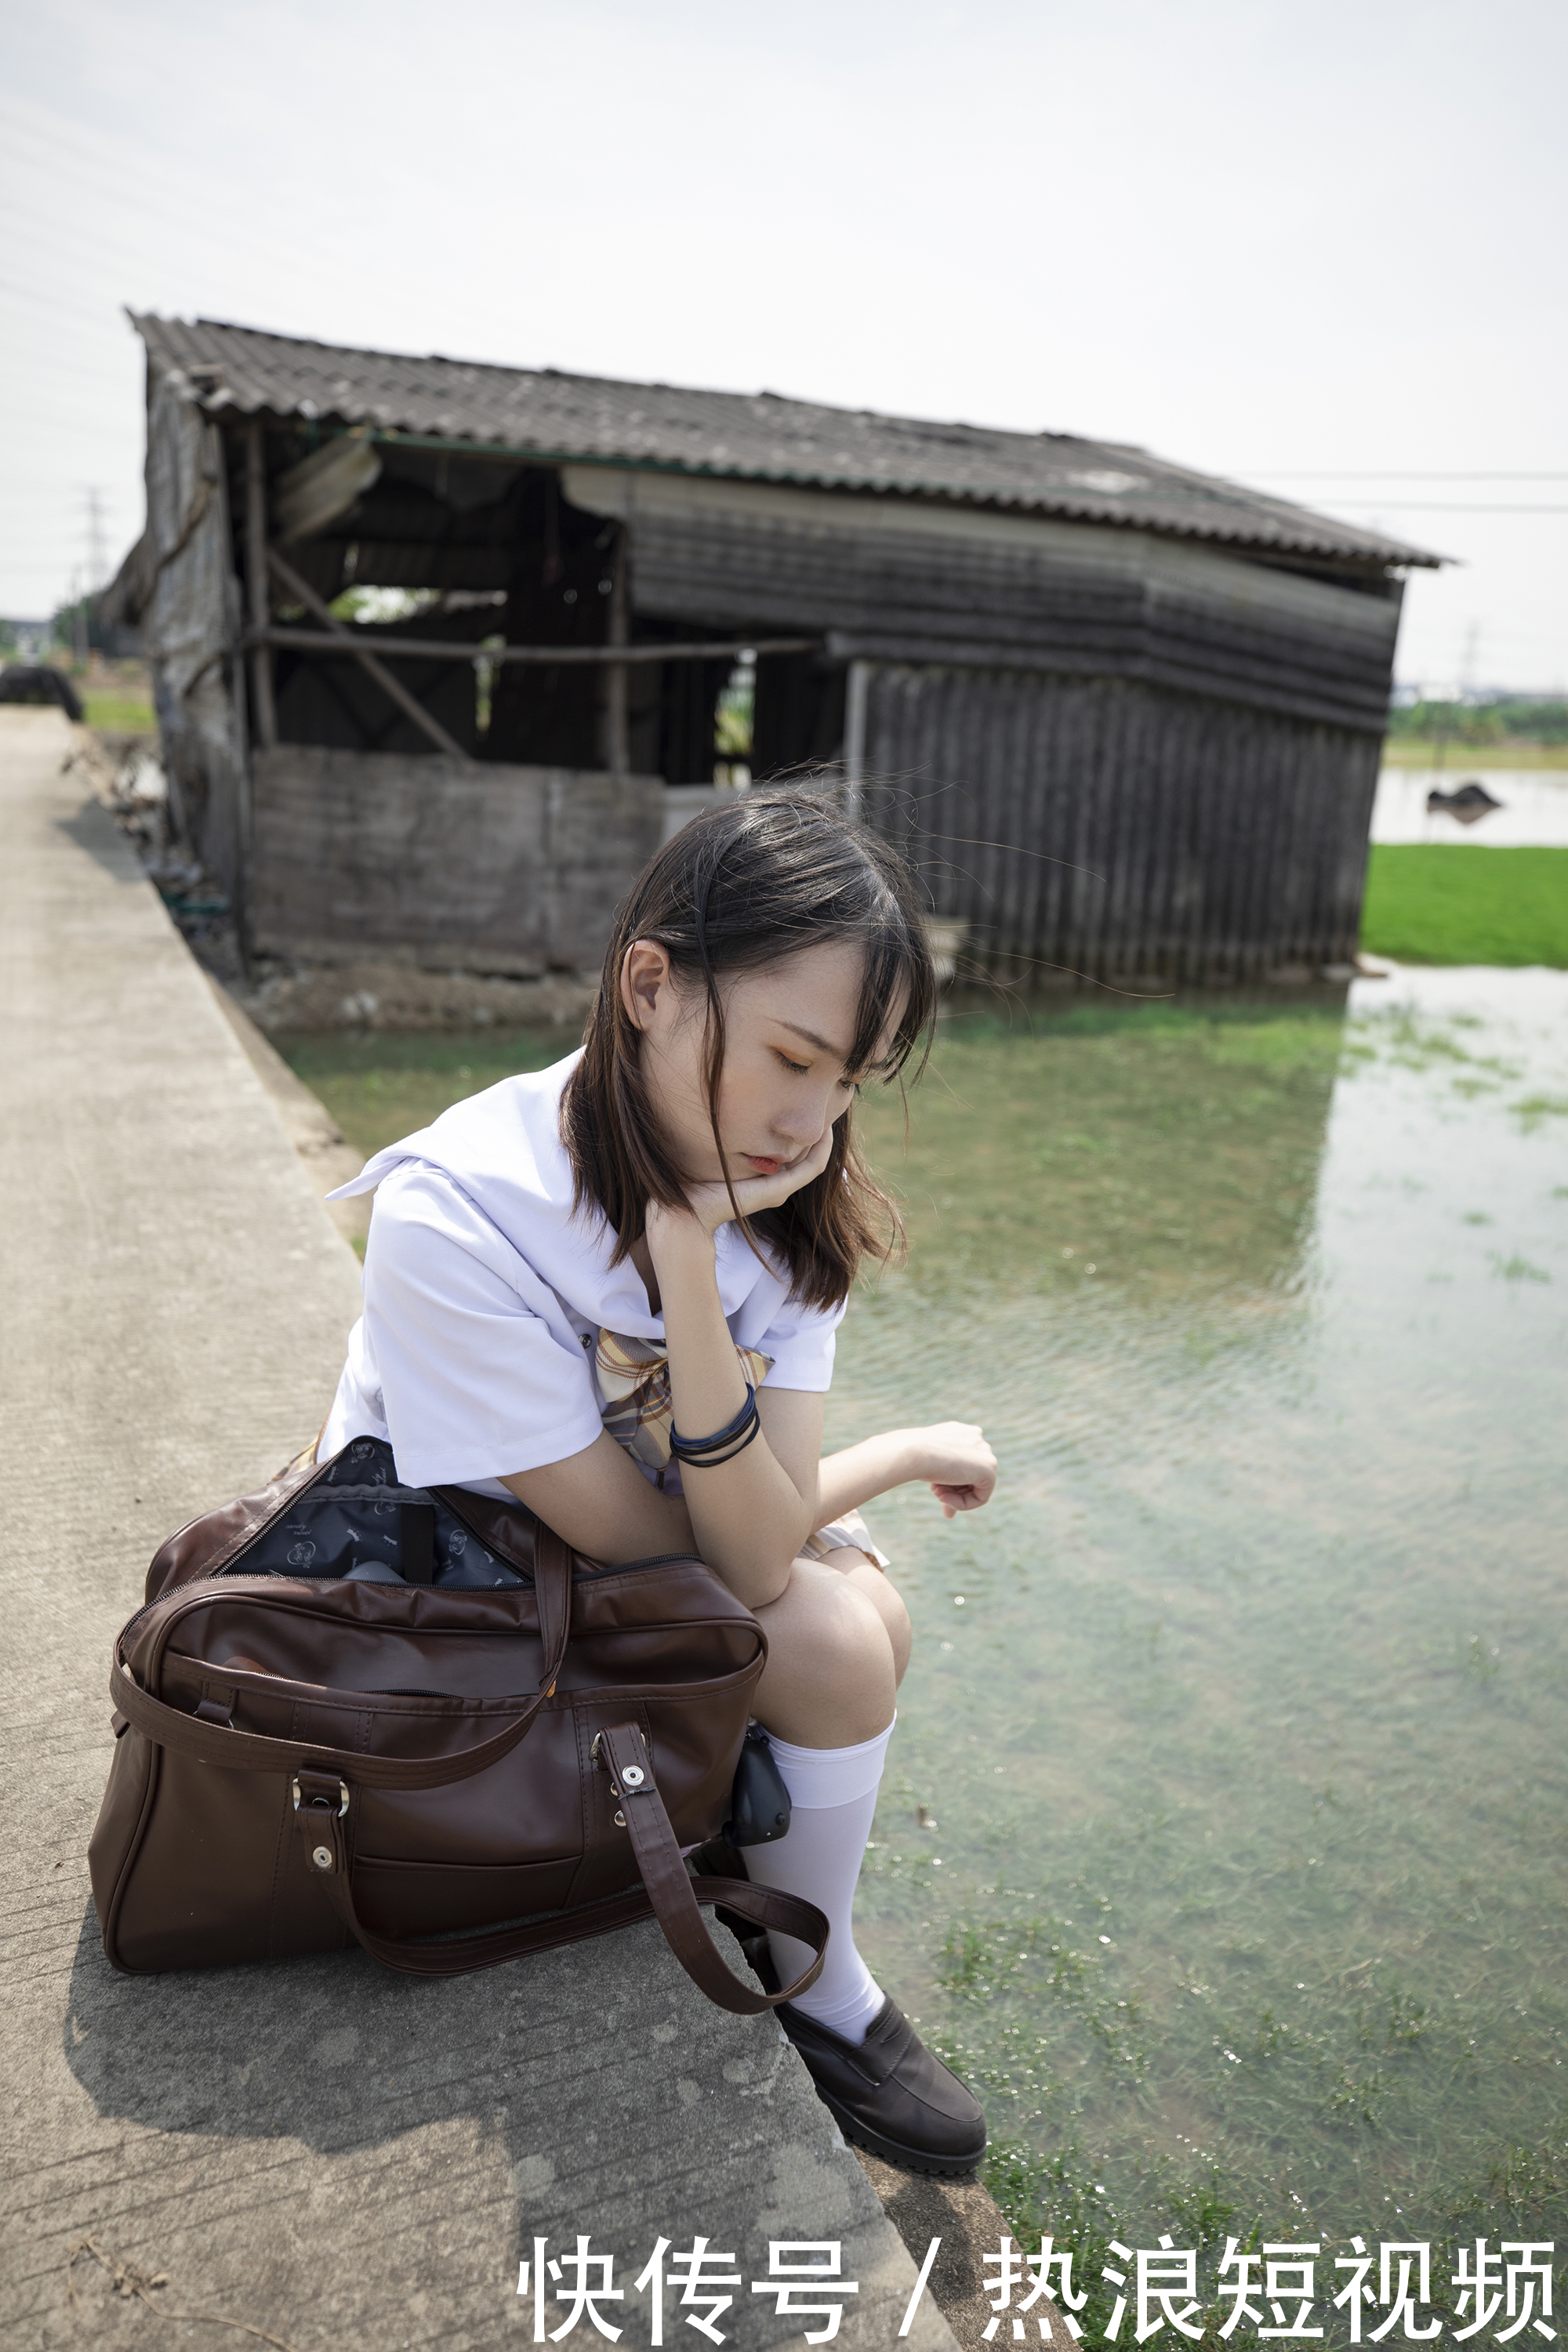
[89,1437,826,2013]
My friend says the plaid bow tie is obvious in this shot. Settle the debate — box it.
[594,1329,775,1472]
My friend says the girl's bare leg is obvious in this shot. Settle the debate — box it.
[751,1553,909,1747]
[832,1551,912,1687]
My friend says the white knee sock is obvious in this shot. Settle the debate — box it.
[742,1719,894,2045]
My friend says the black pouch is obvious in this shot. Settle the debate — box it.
[723,1723,792,1846]
[236,1437,528,1589]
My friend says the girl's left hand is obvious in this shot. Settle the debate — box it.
[916,1421,999,1519]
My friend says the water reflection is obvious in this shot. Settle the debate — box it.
[844,970,1568,2256]
[1371,765,1568,847]
[862,993,1342,1303]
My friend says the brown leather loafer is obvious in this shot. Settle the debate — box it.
[778,1995,989,2177]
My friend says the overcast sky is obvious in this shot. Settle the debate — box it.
[3,0,1563,691]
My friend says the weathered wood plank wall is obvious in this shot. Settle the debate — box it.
[563,467,1402,733]
[861,667,1381,980]
[249,748,665,973]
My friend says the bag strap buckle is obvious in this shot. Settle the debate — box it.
[590,1725,649,1799]
[292,1772,350,1817]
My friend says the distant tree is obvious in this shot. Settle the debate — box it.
[0,619,17,656]
[1387,696,1568,746]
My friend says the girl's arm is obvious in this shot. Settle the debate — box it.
[503,1430,696,1566]
[508,1151,996,1595]
[502,1139,838,1583]
[500,1147,832,1585]
[499,1413,996,1576]
[506,1269,821,1603]
[646,1210,823,1607]
[815,1421,997,1526]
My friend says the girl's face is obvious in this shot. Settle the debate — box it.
[622,935,891,1185]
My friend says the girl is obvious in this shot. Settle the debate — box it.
[324,786,997,2175]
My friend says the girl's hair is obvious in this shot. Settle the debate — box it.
[562,783,937,1312]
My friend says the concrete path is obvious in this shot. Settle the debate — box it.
[0,710,960,2352]
[202,971,371,1247]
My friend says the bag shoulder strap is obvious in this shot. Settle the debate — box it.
[597,1721,829,2014]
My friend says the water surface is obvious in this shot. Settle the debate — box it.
[288,972,1568,2277]
[1371,765,1568,845]
[843,968,1568,2263]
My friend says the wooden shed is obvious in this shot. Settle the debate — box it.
[109,315,1438,984]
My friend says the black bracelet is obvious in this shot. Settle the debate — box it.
[670,1385,759,1462]
[670,1411,764,1469]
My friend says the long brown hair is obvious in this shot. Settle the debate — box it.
[562,784,938,1312]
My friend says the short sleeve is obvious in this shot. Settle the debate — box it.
[360,1163,605,1486]
[751,1287,848,1394]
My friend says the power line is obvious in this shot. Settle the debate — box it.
[0,274,134,332]
[1321,503,1568,515]
[0,193,345,318]
[0,400,146,435]
[1245,471,1568,481]
[0,100,347,272]
[0,127,366,307]
[0,348,144,395]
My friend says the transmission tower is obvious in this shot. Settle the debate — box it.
[84,487,109,590]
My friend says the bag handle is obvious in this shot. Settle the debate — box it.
[109,1526,578,1795]
[287,1724,828,2016]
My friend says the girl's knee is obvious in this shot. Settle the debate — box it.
[813,1548,912,1682]
[812,1569,896,1693]
[878,1577,913,1687]
[757,1559,898,1734]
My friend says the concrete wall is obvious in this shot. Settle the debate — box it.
[250,746,669,973]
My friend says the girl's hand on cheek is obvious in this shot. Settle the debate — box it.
[649,1120,837,1254]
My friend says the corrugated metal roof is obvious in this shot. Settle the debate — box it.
[130,313,1439,571]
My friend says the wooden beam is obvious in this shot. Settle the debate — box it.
[844,658,870,823]
[245,422,278,750]
[249,627,815,668]
[265,548,467,761]
[605,522,630,775]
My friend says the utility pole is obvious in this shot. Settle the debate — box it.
[1435,622,1481,777]
[245,423,278,749]
[605,522,629,774]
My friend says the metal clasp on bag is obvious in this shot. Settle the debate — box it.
[590,1728,648,1824]
[590,1728,648,1789]
[292,1775,350,1816]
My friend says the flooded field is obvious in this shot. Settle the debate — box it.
[1371,764,1568,846]
[287,964,1568,2281]
[842,967,1568,2269]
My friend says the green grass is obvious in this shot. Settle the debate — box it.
[1381,740,1568,769]
[1359,845,1568,967]
[83,691,156,732]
